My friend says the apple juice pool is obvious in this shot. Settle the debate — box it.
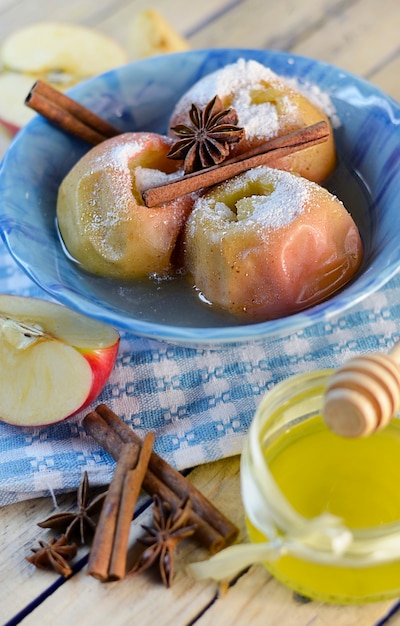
[246,414,400,603]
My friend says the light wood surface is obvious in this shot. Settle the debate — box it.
[1,2,400,625]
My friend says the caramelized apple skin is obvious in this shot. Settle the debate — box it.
[183,167,363,321]
[57,132,194,280]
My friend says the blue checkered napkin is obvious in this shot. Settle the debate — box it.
[1,236,400,507]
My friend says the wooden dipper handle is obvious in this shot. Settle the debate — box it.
[323,345,400,437]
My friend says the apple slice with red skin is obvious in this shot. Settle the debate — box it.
[0,73,38,138]
[0,295,120,427]
[0,22,128,137]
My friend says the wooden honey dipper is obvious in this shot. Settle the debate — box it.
[323,344,400,437]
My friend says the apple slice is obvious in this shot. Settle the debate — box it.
[0,295,120,427]
[0,73,37,137]
[0,21,128,137]
[129,10,190,59]
[1,22,127,80]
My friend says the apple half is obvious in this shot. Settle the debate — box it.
[0,295,120,427]
[0,21,128,137]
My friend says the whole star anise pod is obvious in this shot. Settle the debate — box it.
[129,495,196,588]
[26,534,78,578]
[37,471,107,545]
[168,95,245,174]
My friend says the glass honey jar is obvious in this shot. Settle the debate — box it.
[240,369,400,604]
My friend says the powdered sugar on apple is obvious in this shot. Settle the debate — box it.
[80,138,181,239]
[134,165,183,192]
[191,166,319,233]
[170,58,336,142]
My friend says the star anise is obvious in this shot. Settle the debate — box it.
[129,495,197,588]
[26,534,78,578]
[37,471,107,545]
[168,95,245,174]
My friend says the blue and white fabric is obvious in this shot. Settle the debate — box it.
[1,234,400,506]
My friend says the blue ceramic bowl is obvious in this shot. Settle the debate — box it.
[1,49,400,346]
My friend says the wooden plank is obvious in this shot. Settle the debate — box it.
[369,53,400,102]
[0,0,119,39]
[291,0,400,78]
[0,0,17,13]
[1,458,243,626]
[188,0,348,50]
[91,0,231,59]
[0,481,147,623]
[194,568,397,626]
[382,607,400,624]
[0,490,85,624]
[0,0,230,46]
[5,456,399,626]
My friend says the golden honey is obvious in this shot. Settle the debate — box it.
[241,370,400,603]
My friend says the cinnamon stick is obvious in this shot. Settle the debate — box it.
[25,80,120,145]
[87,433,154,582]
[83,405,239,554]
[24,82,329,208]
[85,411,225,552]
[96,403,237,543]
[108,433,154,580]
[142,121,330,207]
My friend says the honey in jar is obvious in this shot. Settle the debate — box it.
[241,370,400,603]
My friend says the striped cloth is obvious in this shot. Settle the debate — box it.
[1,236,400,506]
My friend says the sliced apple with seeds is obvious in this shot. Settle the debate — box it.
[0,295,120,427]
[0,21,128,137]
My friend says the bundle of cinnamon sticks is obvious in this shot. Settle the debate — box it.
[83,404,239,582]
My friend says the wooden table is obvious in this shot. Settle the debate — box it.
[1,1,400,624]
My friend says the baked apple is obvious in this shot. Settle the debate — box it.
[183,166,363,321]
[57,132,195,280]
[169,58,336,184]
